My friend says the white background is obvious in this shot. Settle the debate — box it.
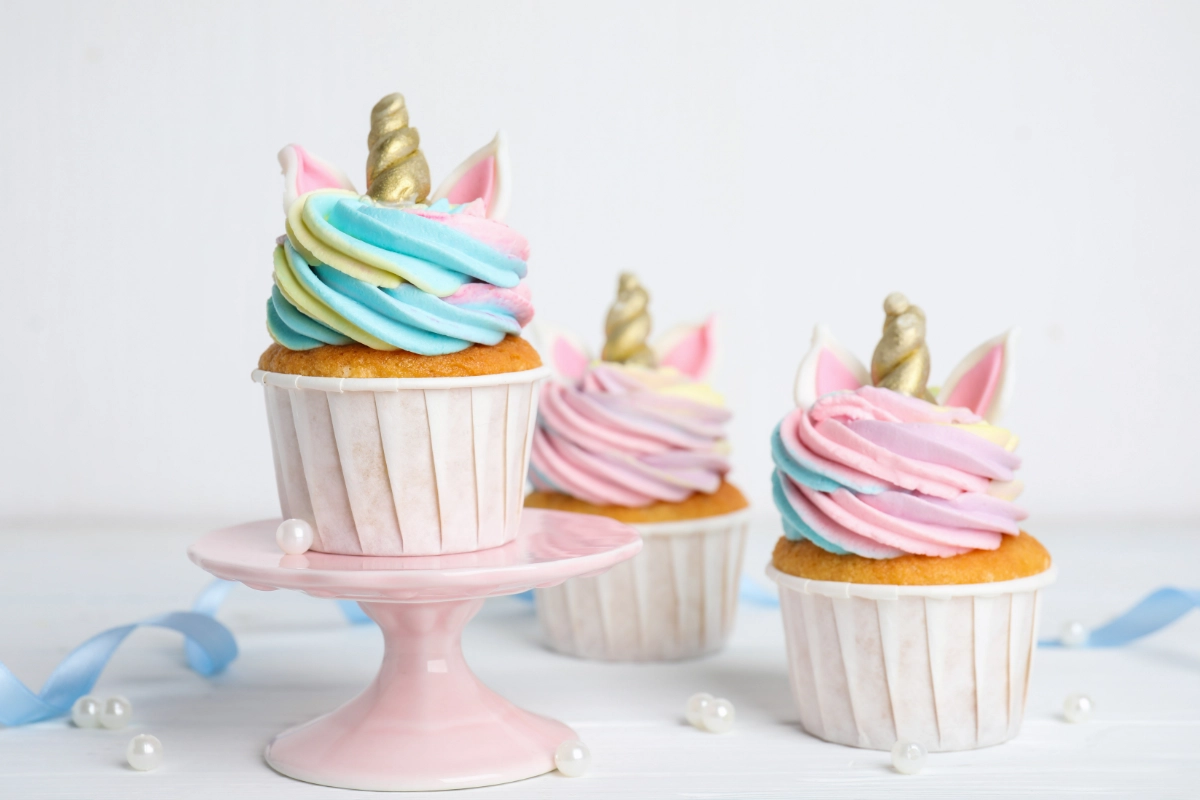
[2,1,1198,525]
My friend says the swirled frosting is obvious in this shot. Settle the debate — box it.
[267,190,533,354]
[772,386,1026,558]
[529,364,732,507]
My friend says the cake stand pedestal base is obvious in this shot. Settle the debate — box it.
[188,512,641,792]
[266,598,572,792]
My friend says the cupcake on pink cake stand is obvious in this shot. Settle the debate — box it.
[189,92,644,791]
[528,273,751,661]
[256,92,547,557]
[767,292,1056,752]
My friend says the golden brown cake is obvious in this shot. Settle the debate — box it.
[258,335,542,379]
[526,480,748,524]
[772,531,1051,586]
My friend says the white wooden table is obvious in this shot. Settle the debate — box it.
[2,516,1198,798]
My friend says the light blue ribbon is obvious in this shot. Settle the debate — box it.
[1039,586,1200,647]
[0,609,237,727]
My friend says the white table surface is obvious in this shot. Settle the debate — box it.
[2,515,1198,799]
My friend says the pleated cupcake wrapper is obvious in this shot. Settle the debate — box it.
[535,509,751,662]
[254,367,549,556]
[766,564,1058,752]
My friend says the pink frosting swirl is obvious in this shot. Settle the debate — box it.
[773,386,1026,558]
[529,365,732,507]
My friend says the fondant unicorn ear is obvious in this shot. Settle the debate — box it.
[525,320,591,382]
[429,131,511,221]
[654,316,717,381]
[278,144,357,214]
[793,325,870,409]
[938,328,1018,423]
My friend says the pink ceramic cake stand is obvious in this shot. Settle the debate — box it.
[188,510,641,792]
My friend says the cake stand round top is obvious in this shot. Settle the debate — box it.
[188,509,641,603]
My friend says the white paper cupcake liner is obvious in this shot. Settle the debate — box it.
[535,509,751,661]
[254,367,549,556]
[766,563,1057,752]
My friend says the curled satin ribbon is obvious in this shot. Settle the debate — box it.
[1038,586,1200,647]
[0,608,237,727]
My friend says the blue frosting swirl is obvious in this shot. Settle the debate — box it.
[268,192,532,354]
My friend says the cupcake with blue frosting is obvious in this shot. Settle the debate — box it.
[254,94,547,557]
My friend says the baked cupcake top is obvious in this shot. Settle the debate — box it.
[529,274,736,508]
[774,293,1025,559]
[265,93,534,356]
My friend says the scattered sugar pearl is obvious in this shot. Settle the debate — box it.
[71,695,102,728]
[554,739,590,777]
[276,519,314,555]
[1064,693,1093,723]
[701,697,735,734]
[686,693,713,728]
[126,734,163,771]
[1061,620,1089,647]
[99,696,132,730]
[891,740,927,774]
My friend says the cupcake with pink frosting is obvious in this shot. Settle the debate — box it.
[767,293,1055,753]
[528,273,750,661]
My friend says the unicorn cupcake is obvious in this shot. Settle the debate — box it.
[766,293,1055,752]
[528,274,750,661]
[254,93,547,557]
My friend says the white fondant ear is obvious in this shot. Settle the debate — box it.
[938,328,1018,423]
[278,144,356,214]
[654,315,718,381]
[429,131,511,221]
[525,320,591,382]
[793,325,870,409]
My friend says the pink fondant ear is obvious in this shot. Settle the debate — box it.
[654,316,717,381]
[278,144,356,214]
[525,321,591,382]
[793,325,869,409]
[430,132,511,221]
[553,338,590,382]
[938,328,1018,423]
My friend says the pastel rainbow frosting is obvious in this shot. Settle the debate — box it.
[777,321,1024,559]
[773,387,1025,558]
[267,137,532,355]
[529,363,732,507]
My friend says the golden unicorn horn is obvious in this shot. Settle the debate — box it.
[366,93,431,204]
[871,292,934,400]
[602,272,657,367]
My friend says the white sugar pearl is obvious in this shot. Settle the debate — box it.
[686,693,713,728]
[891,740,927,774]
[554,739,590,777]
[100,696,132,730]
[1061,620,1089,647]
[71,695,102,728]
[701,697,735,734]
[276,518,314,555]
[126,734,163,771]
[1064,693,1093,723]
